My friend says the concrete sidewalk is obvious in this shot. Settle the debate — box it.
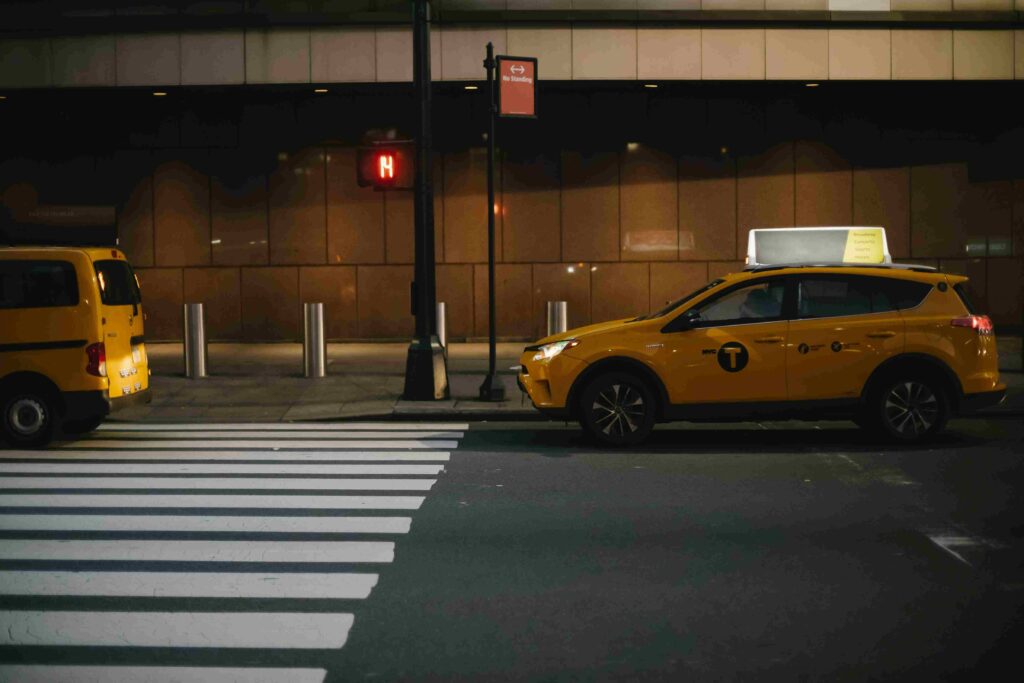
[114,342,538,423]
[110,339,1024,423]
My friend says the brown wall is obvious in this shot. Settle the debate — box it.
[121,143,1022,340]
[6,142,1023,340]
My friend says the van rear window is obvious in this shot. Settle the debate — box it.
[0,260,79,309]
[94,260,141,306]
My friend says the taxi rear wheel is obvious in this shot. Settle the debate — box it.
[579,372,656,447]
[1,389,57,448]
[866,375,949,442]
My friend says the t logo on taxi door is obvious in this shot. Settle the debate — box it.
[717,342,749,373]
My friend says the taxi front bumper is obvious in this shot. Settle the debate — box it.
[517,351,588,419]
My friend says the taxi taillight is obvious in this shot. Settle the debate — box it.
[86,342,107,377]
[951,315,993,336]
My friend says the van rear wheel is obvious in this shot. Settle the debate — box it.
[2,390,57,448]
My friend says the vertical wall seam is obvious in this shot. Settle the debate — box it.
[207,165,213,266]
[322,146,328,267]
[149,164,156,267]
[908,165,914,259]
[242,28,248,84]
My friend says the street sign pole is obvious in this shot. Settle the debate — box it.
[403,0,449,401]
[479,41,504,402]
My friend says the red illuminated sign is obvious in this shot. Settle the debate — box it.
[357,143,414,190]
[497,56,537,119]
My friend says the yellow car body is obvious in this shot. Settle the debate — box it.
[519,265,1004,445]
[1,246,151,446]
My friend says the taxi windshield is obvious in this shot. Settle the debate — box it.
[636,279,724,321]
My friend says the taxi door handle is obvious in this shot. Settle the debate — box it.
[867,331,897,339]
[754,336,784,344]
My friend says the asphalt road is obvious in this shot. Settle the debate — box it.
[332,418,1024,682]
[0,418,1021,682]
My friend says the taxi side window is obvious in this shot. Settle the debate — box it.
[692,280,786,326]
[0,260,79,310]
[797,276,924,318]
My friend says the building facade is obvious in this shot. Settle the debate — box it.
[1,1,1022,340]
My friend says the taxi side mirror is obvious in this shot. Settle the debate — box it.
[662,309,700,334]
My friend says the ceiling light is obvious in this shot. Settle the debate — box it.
[626,142,640,151]
[314,88,328,93]
[464,85,479,90]
[0,95,7,100]
[152,91,167,97]
[805,83,819,88]
[643,84,658,89]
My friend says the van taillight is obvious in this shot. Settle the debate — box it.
[951,315,994,335]
[86,342,107,377]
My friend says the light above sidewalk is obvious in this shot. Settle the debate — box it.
[152,91,167,97]
[805,83,820,88]
[644,84,658,89]
[314,88,328,93]
[464,85,479,90]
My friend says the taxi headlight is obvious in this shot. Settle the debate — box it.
[531,339,579,362]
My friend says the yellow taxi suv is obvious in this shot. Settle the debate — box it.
[518,228,1005,446]
[0,246,150,447]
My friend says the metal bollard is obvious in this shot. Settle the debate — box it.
[183,303,208,379]
[436,301,447,354]
[303,302,326,379]
[546,300,568,337]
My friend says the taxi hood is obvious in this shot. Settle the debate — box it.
[530,318,636,346]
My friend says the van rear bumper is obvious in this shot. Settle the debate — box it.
[64,388,152,419]
[63,390,111,420]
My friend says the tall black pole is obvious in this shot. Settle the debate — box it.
[403,0,448,401]
[479,42,504,402]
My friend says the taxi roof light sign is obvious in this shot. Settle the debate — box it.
[746,227,890,268]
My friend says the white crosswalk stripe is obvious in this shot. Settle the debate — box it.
[94,429,463,439]
[0,514,412,533]
[0,421,463,678]
[99,422,469,431]
[0,449,451,461]
[0,462,445,475]
[0,476,437,490]
[61,438,459,450]
[0,666,328,683]
[0,571,379,599]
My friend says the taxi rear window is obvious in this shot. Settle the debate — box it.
[0,260,79,309]
[94,260,141,306]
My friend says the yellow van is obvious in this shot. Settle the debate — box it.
[0,246,150,447]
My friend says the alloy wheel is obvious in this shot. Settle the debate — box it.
[591,383,647,438]
[883,381,939,437]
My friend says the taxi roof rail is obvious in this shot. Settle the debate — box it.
[744,262,938,273]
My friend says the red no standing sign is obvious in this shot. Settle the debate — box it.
[497,56,537,119]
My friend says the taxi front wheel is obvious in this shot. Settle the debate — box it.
[579,372,657,447]
[864,376,949,442]
[1,389,57,448]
